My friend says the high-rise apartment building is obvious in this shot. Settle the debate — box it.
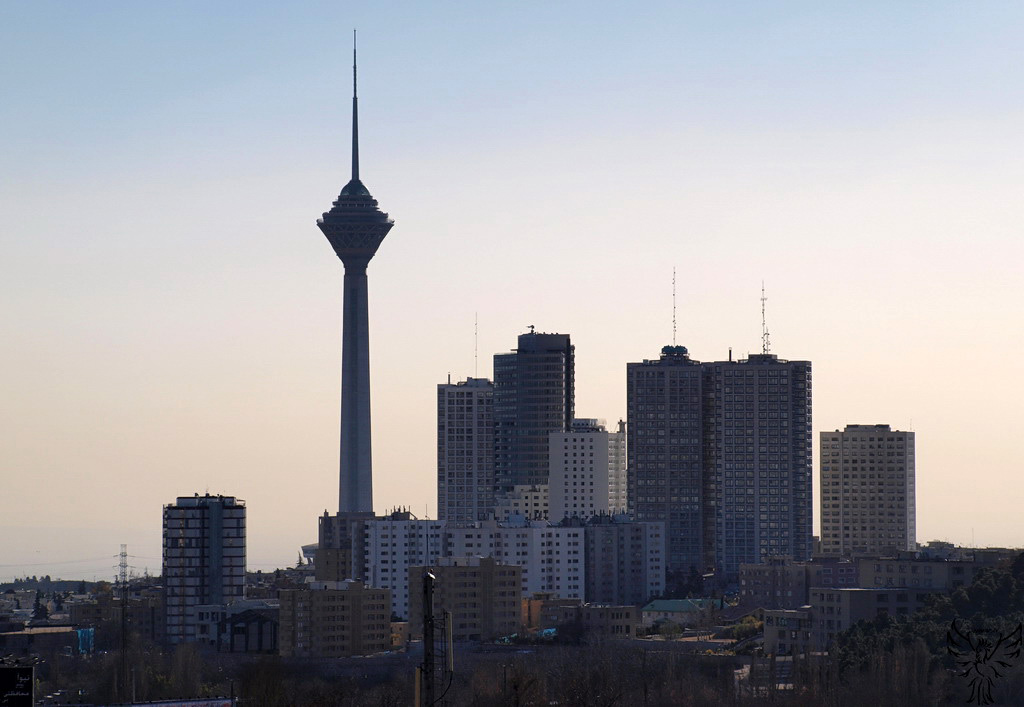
[162,494,246,644]
[626,346,705,588]
[819,424,916,557]
[549,419,627,523]
[493,331,574,495]
[704,353,813,582]
[437,377,495,523]
[627,346,813,589]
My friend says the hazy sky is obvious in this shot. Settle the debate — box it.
[3,1,1023,581]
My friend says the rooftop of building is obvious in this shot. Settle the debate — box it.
[169,493,243,508]
[642,599,717,613]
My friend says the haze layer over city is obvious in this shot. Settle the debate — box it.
[3,1,1023,580]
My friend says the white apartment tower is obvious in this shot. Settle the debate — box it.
[819,424,916,557]
[437,377,494,523]
[446,521,586,600]
[364,513,447,619]
[162,494,246,644]
[549,419,627,523]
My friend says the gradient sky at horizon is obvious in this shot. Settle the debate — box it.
[3,1,1024,581]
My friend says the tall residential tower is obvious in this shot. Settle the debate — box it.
[163,494,246,644]
[316,41,394,514]
[819,424,916,557]
[627,346,813,590]
[493,331,574,497]
[626,346,705,587]
[437,377,495,523]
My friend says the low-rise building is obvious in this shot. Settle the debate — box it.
[739,558,858,609]
[191,599,278,653]
[765,586,937,655]
[739,558,809,609]
[857,558,984,592]
[521,593,582,632]
[640,598,718,630]
[278,580,390,658]
[763,608,813,655]
[408,557,521,642]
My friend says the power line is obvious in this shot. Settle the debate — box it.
[0,556,115,568]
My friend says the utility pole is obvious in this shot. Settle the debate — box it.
[421,570,435,707]
[417,569,454,706]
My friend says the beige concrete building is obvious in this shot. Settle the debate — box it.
[819,425,916,557]
[278,580,390,658]
[408,557,521,642]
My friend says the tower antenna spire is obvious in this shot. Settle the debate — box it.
[672,267,677,347]
[351,29,359,182]
[354,28,362,183]
[474,312,479,378]
[761,281,771,354]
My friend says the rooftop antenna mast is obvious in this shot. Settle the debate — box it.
[761,281,771,355]
[474,312,478,378]
[672,267,677,346]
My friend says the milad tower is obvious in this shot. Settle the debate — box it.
[317,39,394,515]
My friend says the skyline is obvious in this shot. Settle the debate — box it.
[3,2,1024,581]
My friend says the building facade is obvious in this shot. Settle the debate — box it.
[445,520,586,600]
[856,557,981,592]
[162,494,246,644]
[549,419,627,523]
[437,377,495,523]
[493,484,548,521]
[363,513,447,619]
[408,557,521,642]
[627,346,813,589]
[738,558,858,610]
[703,354,813,583]
[583,516,665,606]
[626,346,706,588]
[819,424,916,557]
[278,580,390,658]
[493,331,574,495]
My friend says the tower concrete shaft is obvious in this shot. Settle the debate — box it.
[316,38,394,513]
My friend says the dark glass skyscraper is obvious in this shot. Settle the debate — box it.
[493,332,574,494]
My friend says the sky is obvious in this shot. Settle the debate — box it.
[2,1,1023,582]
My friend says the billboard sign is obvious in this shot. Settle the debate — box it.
[0,666,34,707]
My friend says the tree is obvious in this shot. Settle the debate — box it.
[32,591,49,620]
